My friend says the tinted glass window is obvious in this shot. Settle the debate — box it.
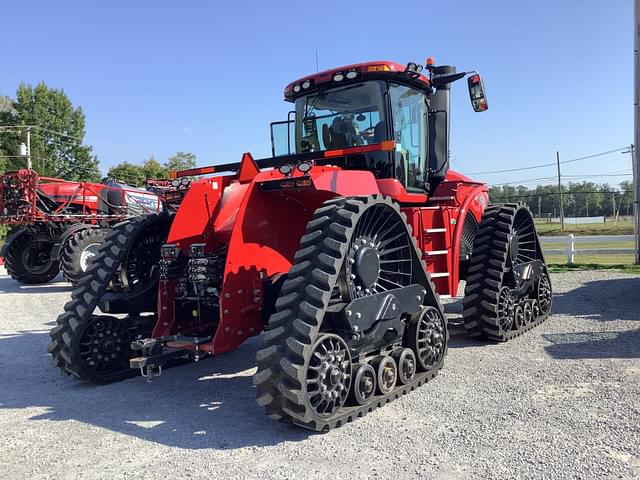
[389,83,427,189]
[294,81,388,153]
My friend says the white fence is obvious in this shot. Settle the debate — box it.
[540,235,635,263]
[546,216,606,224]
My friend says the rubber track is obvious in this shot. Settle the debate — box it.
[60,228,107,286]
[254,195,444,431]
[461,203,551,341]
[48,214,167,383]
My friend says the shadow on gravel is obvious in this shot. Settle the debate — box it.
[543,329,640,359]
[543,275,640,359]
[0,331,312,450]
[0,275,71,294]
[551,276,640,322]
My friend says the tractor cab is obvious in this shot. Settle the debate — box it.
[271,60,488,193]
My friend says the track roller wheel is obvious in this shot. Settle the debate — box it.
[513,304,524,330]
[373,356,397,395]
[405,305,447,372]
[5,230,60,284]
[531,299,541,320]
[462,203,552,341]
[350,364,376,405]
[61,228,107,286]
[523,301,533,326]
[393,348,416,385]
[48,214,171,383]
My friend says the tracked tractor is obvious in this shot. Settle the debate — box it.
[49,59,552,431]
[0,169,163,285]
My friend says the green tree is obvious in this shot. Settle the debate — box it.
[0,96,19,172]
[165,151,196,172]
[619,180,634,216]
[0,82,100,181]
[106,162,146,186]
[141,156,167,179]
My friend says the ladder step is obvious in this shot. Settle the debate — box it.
[424,228,446,234]
[430,272,450,278]
[424,250,448,256]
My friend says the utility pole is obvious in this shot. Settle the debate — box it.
[538,195,542,218]
[612,192,616,224]
[556,151,565,229]
[635,0,640,263]
[26,127,32,170]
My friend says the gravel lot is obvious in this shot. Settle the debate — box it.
[1,267,639,480]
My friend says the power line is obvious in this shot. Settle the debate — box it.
[468,147,629,175]
[489,176,557,186]
[32,125,83,142]
[489,169,633,187]
[0,124,83,142]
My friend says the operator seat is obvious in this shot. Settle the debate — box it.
[371,121,393,178]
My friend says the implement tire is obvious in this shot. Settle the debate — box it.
[61,228,107,287]
[5,230,60,284]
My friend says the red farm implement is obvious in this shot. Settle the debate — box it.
[0,169,162,284]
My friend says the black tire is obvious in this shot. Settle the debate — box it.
[462,203,550,340]
[5,230,60,284]
[48,214,170,384]
[61,229,107,286]
[254,195,444,431]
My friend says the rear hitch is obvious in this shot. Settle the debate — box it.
[129,335,213,382]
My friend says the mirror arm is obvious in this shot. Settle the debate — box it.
[431,72,467,88]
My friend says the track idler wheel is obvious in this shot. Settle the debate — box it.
[405,306,447,372]
[306,334,352,417]
[393,348,416,385]
[77,316,131,377]
[350,364,376,405]
[537,272,553,315]
[373,356,397,395]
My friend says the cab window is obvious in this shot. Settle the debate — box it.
[389,83,427,190]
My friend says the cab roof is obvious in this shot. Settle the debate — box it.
[284,60,431,101]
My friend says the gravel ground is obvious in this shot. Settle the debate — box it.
[1,267,639,480]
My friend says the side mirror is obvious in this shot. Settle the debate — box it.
[467,74,488,112]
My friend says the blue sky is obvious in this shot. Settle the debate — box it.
[1,0,633,187]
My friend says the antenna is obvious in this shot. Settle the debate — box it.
[315,49,319,72]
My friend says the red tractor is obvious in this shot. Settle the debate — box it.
[0,169,162,284]
[49,59,552,431]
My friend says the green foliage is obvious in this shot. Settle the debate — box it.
[142,156,166,179]
[165,151,196,172]
[489,180,635,218]
[106,161,147,186]
[106,152,197,186]
[0,82,100,181]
